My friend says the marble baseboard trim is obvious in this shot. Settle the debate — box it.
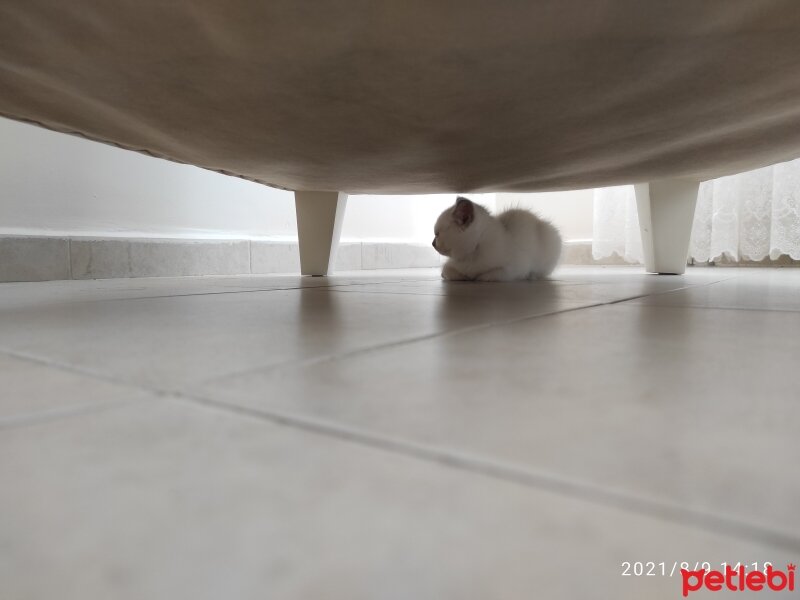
[563,241,800,268]
[0,236,71,282]
[0,236,442,282]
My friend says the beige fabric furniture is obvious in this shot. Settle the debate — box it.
[3,1,800,274]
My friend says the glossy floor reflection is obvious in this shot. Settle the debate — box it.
[1,266,797,599]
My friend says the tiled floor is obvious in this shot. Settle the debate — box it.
[1,266,798,599]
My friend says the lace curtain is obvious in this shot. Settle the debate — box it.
[592,158,800,263]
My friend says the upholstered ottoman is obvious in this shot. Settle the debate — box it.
[3,1,799,274]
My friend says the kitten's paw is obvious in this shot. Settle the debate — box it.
[442,264,470,281]
[476,268,510,282]
[442,272,470,281]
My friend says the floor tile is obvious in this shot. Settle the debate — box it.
[196,302,800,542]
[0,270,440,309]
[629,268,800,311]
[0,400,792,600]
[0,273,600,391]
[325,265,728,293]
[551,265,729,283]
[326,274,723,304]
[0,353,148,426]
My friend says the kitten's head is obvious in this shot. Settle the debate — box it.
[432,197,482,259]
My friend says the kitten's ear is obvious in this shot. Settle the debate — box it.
[452,197,475,228]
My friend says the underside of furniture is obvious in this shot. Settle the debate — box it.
[3,1,800,194]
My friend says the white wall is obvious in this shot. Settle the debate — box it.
[2,116,595,242]
[0,117,497,243]
[0,118,295,239]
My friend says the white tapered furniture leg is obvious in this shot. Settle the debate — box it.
[294,191,348,276]
[634,178,699,275]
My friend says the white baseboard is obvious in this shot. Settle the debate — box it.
[0,235,443,282]
[0,236,640,283]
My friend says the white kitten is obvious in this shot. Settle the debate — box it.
[432,197,562,281]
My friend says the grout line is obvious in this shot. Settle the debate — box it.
[110,277,440,301]
[24,276,442,305]
[593,273,794,312]
[597,276,739,306]
[67,238,73,280]
[247,240,252,275]
[615,303,800,314]
[0,347,142,384]
[0,397,144,431]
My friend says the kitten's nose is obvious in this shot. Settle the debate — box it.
[431,239,436,249]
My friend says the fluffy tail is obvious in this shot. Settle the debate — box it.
[539,220,563,277]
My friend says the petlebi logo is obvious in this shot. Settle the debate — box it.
[681,563,795,596]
